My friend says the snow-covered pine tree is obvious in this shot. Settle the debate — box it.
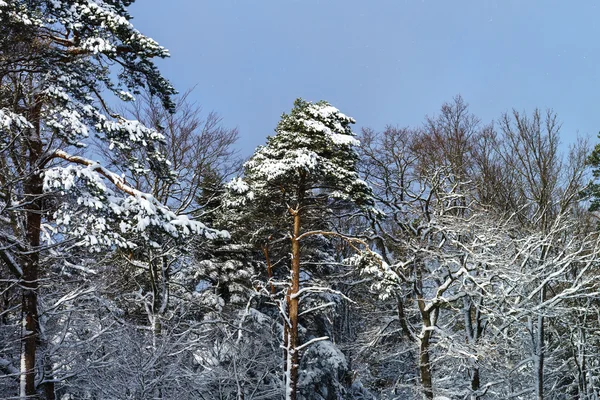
[225,98,374,400]
[0,1,219,397]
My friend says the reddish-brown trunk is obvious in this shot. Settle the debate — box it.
[285,209,301,400]
[262,244,276,295]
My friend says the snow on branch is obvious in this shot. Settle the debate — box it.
[42,150,228,250]
[51,149,146,198]
[296,336,330,352]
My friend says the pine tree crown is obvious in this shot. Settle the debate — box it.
[236,98,374,210]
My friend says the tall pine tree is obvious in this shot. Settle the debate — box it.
[0,1,217,397]
[225,98,374,400]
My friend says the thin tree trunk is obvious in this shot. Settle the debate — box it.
[463,297,482,399]
[150,255,170,399]
[285,209,301,400]
[419,329,433,400]
[396,297,413,340]
[149,257,162,344]
[416,261,433,400]
[262,243,276,295]
[535,286,545,400]
[21,252,39,399]
[470,368,480,398]
[21,98,43,399]
[534,244,548,400]
[580,328,587,398]
[43,358,56,400]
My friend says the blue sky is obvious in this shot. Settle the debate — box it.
[130,0,600,155]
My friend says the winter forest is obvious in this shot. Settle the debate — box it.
[4,1,600,400]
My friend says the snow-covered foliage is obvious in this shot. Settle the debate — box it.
[352,101,600,400]
[219,99,377,400]
[3,13,600,398]
[300,339,349,398]
[0,0,227,261]
[176,243,258,306]
[0,108,33,131]
[0,1,228,398]
[43,163,227,251]
[0,0,210,248]
[226,98,374,213]
[347,251,401,300]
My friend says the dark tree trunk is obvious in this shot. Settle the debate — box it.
[470,367,480,395]
[535,287,546,400]
[464,297,482,398]
[416,261,434,400]
[21,99,43,399]
[419,329,433,400]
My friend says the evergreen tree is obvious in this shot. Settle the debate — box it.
[585,134,600,213]
[0,1,218,397]
[225,98,374,400]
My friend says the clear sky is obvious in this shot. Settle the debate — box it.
[129,0,600,155]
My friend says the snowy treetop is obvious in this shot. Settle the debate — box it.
[232,99,373,211]
[0,0,222,252]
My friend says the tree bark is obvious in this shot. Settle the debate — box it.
[534,246,548,400]
[535,286,545,400]
[262,243,276,295]
[416,261,434,400]
[463,297,482,398]
[21,98,43,399]
[285,208,301,400]
[43,369,57,400]
[419,329,433,400]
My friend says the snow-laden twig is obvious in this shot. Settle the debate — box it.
[296,336,329,351]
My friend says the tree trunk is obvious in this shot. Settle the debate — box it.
[21,99,43,399]
[470,367,480,399]
[416,261,433,400]
[535,286,546,400]
[43,358,57,400]
[419,329,433,400]
[21,254,39,399]
[149,255,170,399]
[262,243,276,295]
[463,297,482,399]
[285,209,301,400]
[580,329,587,398]
[149,257,162,345]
